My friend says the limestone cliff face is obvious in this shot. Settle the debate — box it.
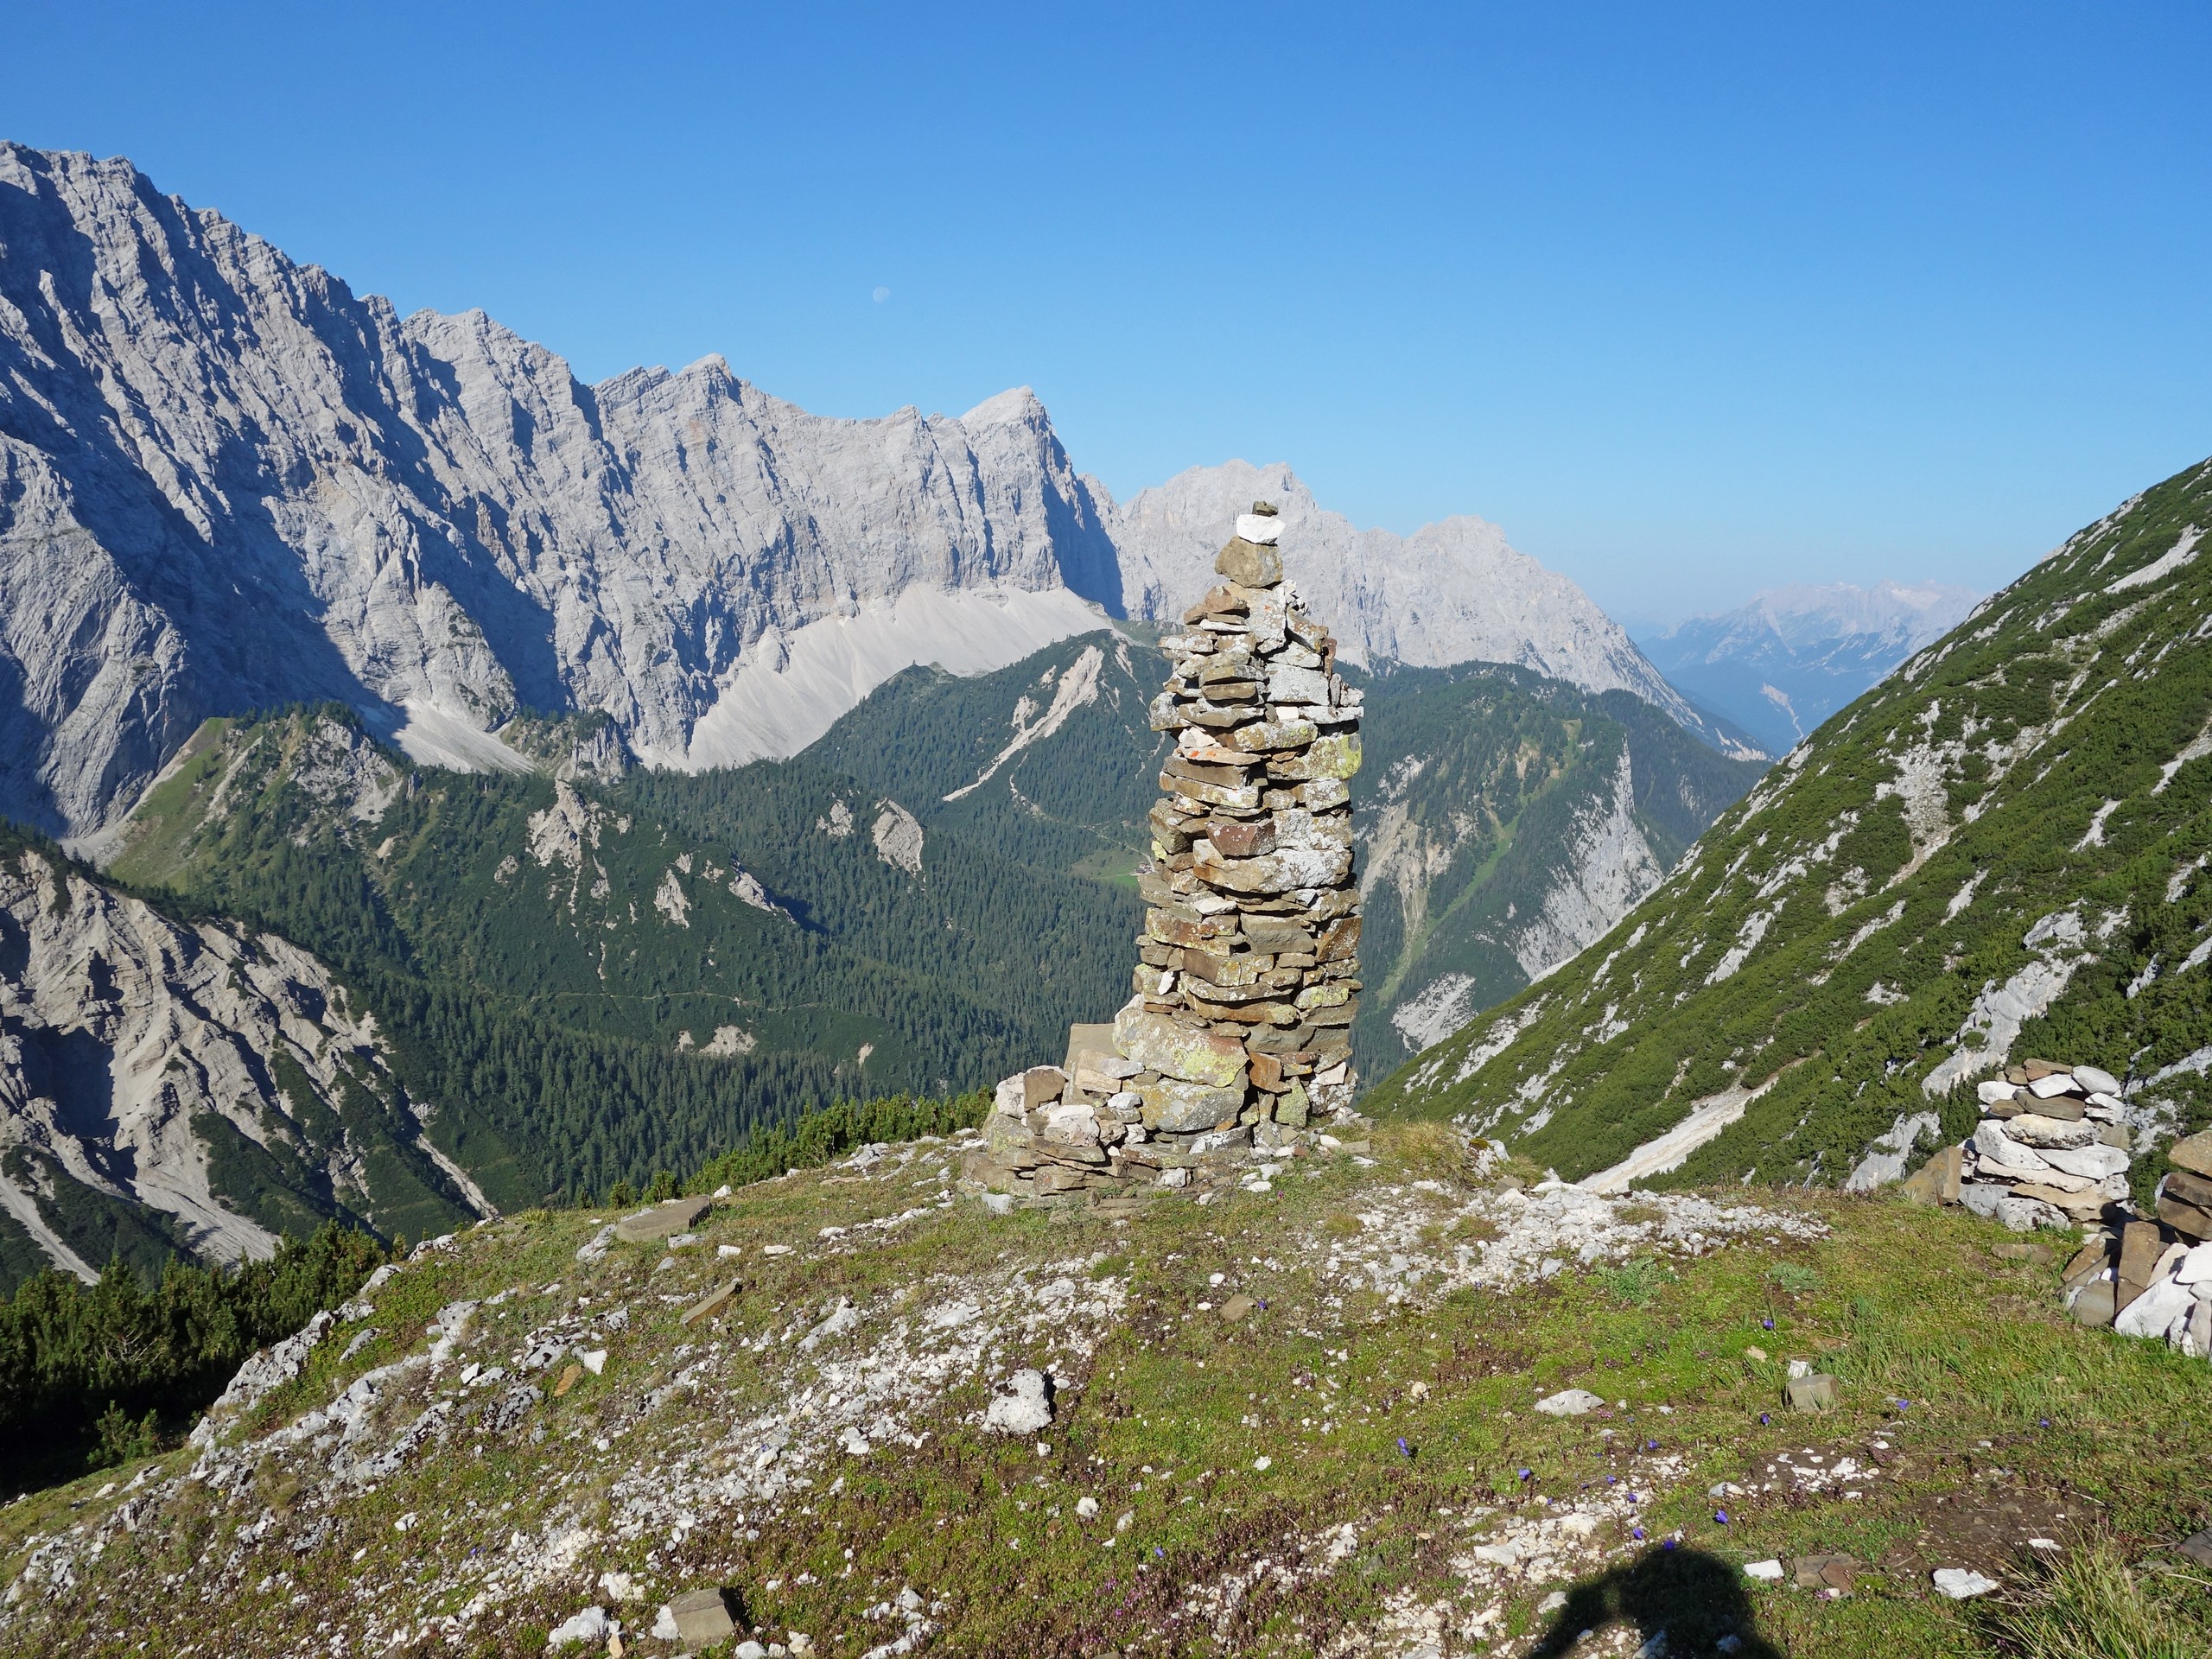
[0,144,1119,835]
[0,141,1741,842]
[0,837,480,1282]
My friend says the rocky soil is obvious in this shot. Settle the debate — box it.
[0,1128,1892,1658]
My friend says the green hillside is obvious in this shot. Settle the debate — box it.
[804,631,1166,883]
[1352,664,1764,1067]
[1365,453,2212,1196]
[105,708,1135,1210]
[85,633,1758,1240]
[809,636,1763,1080]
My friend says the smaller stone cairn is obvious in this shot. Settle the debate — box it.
[1904,1056,2212,1360]
[964,502,1369,1205]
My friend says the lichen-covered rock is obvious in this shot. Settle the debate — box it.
[1140,1079,1245,1134]
[1113,1007,1248,1089]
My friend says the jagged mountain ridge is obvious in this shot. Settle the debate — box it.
[1109,460,1759,757]
[1365,453,2212,1198]
[1636,580,1982,757]
[0,141,1745,842]
[0,142,1120,838]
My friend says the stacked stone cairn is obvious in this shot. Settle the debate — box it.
[1904,1056,2212,1360]
[964,502,1367,1204]
[1906,1057,2135,1230]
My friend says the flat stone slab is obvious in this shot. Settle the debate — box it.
[614,1195,712,1243]
[1794,1553,1857,1592]
[1932,1567,1999,1599]
[1784,1374,1839,1412]
[668,1586,736,1643]
[680,1277,741,1327]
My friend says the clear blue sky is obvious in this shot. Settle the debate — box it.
[6,2,2209,624]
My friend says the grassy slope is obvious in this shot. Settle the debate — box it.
[1353,667,1765,1068]
[1365,454,2212,1193]
[5,1143,2208,1658]
[809,635,1762,1081]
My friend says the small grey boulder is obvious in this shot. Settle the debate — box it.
[667,1586,736,1644]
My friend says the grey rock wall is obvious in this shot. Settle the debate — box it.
[0,143,1745,841]
[0,144,1119,835]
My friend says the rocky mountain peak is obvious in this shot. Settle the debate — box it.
[1104,460,1752,756]
[0,140,1748,840]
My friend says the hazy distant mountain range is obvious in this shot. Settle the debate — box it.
[1634,580,1982,757]
[0,141,1748,841]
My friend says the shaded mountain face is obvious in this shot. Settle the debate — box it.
[1,142,1745,841]
[1636,581,1982,757]
[1366,454,2212,1198]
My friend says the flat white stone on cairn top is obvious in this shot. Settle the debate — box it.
[964,500,1365,1204]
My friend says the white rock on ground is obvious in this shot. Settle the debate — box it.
[1932,1568,2000,1599]
[982,1369,1054,1435]
[1534,1389,1605,1417]
[547,1605,613,1646]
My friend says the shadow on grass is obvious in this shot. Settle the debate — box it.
[1529,1546,1782,1658]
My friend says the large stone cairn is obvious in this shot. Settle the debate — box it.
[965,502,1366,1203]
[1905,1055,2212,1360]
